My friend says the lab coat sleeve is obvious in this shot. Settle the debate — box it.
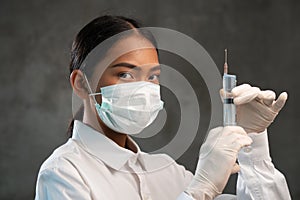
[176,163,194,200]
[237,130,291,200]
[35,157,91,200]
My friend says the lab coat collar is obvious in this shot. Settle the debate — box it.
[72,120,144,171]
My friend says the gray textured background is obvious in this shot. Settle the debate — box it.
[1,0,299,199]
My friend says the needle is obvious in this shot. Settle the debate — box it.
[224,49,228,74]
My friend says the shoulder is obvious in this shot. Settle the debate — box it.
[36,139,89,187]
[38,139,81,173]
[35,140,91,199]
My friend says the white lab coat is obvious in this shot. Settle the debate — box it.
[35,120,291,200]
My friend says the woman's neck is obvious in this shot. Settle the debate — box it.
[98,118,128,148]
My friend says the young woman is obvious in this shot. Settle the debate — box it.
[35,15,291,200]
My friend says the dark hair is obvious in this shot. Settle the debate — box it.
[67,15,157,137]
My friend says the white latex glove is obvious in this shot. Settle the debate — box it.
[186,126,253,200]
[231,84,288,133]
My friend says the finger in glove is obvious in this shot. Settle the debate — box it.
[272,92,288,112]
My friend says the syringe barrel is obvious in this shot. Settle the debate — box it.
[223,74,237,126]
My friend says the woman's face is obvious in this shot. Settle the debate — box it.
[92,35,160,93]
[77,34,161,133]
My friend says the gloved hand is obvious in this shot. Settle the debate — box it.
[225,84,288,133]
[186,126,252,200]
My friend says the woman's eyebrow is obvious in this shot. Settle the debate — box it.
[150,65,161,72]
[110,62,161,71]
[110,62,141,70]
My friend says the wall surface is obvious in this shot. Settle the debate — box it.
[0,0,299,199]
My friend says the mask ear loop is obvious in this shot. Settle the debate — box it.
[82,73,105,134]
[82,73,101,104]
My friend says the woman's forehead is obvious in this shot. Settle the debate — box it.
[110,48,159,66]
[89,35,159,88]
[109,34,157,57]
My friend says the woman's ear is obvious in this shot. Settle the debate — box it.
[70,70,89,99]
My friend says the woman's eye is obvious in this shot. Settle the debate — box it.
[149,74,160,81]
[118,72,134,80]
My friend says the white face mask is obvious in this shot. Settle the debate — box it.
[84,76,164,135]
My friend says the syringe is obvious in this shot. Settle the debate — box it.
[223,49,237,126]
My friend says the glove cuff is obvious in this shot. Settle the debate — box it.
[186,173,221,199]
